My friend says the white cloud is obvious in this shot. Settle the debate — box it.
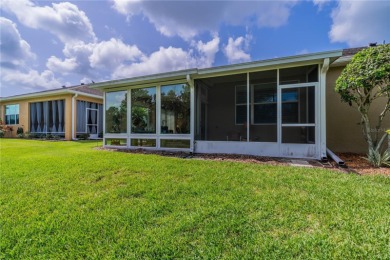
[0,17,35,68]
[1,69,62,92]
[0,18,64,95]
[46,56,78,74]
[1,0,96,44]
[89,38,144,69]
[46,38,144,80]
[313,0,331,10]
[329,0,390,46]
[195,36,220,68]
[112,36,220,79]
[224,36,251,64]
[112,46,197,79]
[112,0,297,40]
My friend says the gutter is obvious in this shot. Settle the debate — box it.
[0,89,102,103]
[71,93,78,140]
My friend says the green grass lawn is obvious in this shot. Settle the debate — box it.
[0,139,389,259]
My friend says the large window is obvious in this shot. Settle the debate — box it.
[161,84,190,134]
[30,100,64,133]
[5,104,19,125]
[105,91,127,133]
[131,87,156,133]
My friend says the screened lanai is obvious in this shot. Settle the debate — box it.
[194,64,321,158]
[96,50,342,159]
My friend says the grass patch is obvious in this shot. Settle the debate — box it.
[1,139,389,259]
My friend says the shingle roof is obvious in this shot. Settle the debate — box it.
[342,47,366,56]
[69,85,103,96]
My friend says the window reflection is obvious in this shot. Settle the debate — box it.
[161,84,190,134]
[131,87,156,133]
[105,91,127,133]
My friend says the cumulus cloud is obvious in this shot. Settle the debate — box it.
[113,46,196,79]
[0,17,64,95]
[112,36,220,79]
[112,0,297,39]
[194,36,220,68]
[46,56,78,74]
[1,0,96,44]
[46,35,220,81]
[0,17,35,68]
[89,38,144,69]
[1,69,63,92]
[224,35,251,64]
[46,38,144,80]
[329,0,390,46]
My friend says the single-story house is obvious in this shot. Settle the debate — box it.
[0,85,103,140]
[89,47,388,160]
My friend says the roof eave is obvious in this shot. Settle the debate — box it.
[0,89,102,103]
[90,69,198,90]
[196,50,343,77]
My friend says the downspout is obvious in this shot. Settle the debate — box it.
[187,74,195,153]
[321,58,330,161]
[71,93,78,140]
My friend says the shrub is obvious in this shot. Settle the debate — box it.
[17,133,24,138]
[0,130,4,138]
[78,133,90,140]
[365,149,390,168]
[28,133,37,139]
[16,127,24,135]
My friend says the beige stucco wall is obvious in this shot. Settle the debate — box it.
[0,94,103,140]
[326,66,389,153]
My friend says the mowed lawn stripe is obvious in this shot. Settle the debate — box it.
[0,139,389,259]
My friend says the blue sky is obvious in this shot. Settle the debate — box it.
[1,0,389,97]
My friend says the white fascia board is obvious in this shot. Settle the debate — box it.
[330,55,352,67]
[90,69,198,90]
[67,90,103,100]
[0,89,102,103]
[196,50,343,77]
[0,89,70,103]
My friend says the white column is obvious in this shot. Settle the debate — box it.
[156,86,161,149]
[247,73,250,142]
[320,58,330,159]
[189,76,195,152]
[277,69,281,156]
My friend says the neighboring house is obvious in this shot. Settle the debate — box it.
[0,85,103,140]
[90,47,388,159]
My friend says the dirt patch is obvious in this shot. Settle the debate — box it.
[94,147,389,176]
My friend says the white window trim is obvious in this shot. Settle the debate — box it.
[4,104,19,125]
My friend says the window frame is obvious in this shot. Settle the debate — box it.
[4,104,20,125]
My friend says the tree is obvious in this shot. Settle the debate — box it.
[335,44,390,166]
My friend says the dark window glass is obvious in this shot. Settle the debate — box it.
[131,139,156,147]
[160,139,190,148]
[282,87,315,124]
[131,87,156,134]
[280,65,318,85]
[282,126,315,144]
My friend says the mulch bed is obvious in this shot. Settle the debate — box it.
[95,147,389,176]
[337,153,390,176]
